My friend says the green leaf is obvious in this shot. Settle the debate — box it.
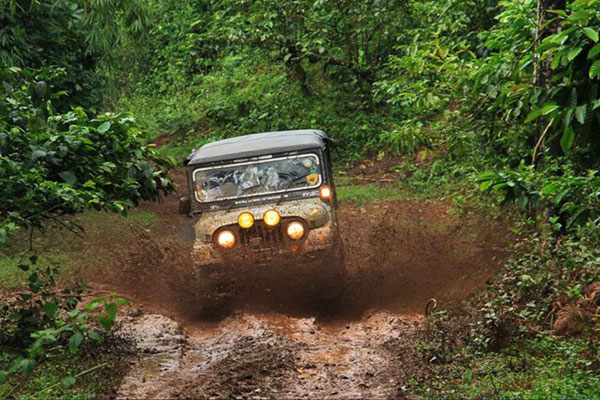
[89,331,102,341]
[104,302,118,321]
[551,51,562,69]
[537,40,560,53]
[0,228,5,244]
[542,103,560,115]
[98,316,113,332]
[115,298,131,306]
[68,332,84,352]
[590,60,600,78]
[479,179,494,191]
[62,375,76,388]
[575,105,587,124]
[548,9,567,17]
[567,47,582,61]
[588,44,600,59]
[97,121,111,133]
[566,207,588,229]
[86,297,104,310]
[19,358,36,375]
[31,150,47,160]
[541,184,559,195]
[43,302,59,318]
[59,171,77,185]
[560,127,575,154]
[525,108,543,122]
[517,196,529,209]
[583,27,599,43]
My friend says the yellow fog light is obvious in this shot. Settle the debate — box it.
[238,212,254,229]
[263,210,281,227]
[216,230,235,249]
[286,221,305,240]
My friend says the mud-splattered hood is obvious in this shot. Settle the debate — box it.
[194,198,332,242]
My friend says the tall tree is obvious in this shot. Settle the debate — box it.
[0,0,151,111]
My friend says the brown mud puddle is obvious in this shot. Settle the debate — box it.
[78,171,511,398]
[116,310,425,399]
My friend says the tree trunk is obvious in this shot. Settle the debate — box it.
[295,60,310,96]
[534,0,566,160]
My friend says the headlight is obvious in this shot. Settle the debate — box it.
[286,221,305,240]
[264,210,281,227]
[238,212,254,229]
[216,230,236,248]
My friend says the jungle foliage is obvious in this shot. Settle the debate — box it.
[0,66,174,244]
[1,0,600,396]
[113,0,600,396]
[0,0,172,390]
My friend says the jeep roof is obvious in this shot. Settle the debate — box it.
[185,129,328,166]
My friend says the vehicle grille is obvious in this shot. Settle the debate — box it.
[238,222,284,250]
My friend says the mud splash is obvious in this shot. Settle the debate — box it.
[75,170,511,397]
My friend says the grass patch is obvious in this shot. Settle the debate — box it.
[0,211,135,288]
[0,257,27,287]
[337,183,413,203]
[418,335,600,399]
[127,211,160,226]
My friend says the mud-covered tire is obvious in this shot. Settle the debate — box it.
[194,264,237,318]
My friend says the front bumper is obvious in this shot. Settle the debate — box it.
[192,222,336,267]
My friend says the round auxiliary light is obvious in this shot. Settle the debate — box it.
[286,221,305,240]
[238,212,254,229]
[216,230,236,249]
[320,186,332,200]
[263,210,281,227]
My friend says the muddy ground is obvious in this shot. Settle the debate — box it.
[81,172,510,399]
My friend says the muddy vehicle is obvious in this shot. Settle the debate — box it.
[179,129,344,313]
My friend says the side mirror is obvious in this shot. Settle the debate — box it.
[179,196,191,215]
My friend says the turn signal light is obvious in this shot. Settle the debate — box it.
[238,212,254,229]
[320,186,332,200]
[264,210,281,227]
[216,230,235,248]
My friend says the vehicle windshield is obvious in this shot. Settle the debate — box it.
[193,154,322,203]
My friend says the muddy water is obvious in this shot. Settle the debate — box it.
[90,187,511,398]
[116,310,424,399]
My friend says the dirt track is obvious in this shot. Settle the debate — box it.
[84,173,510,398]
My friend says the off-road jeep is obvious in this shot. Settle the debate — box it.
[179,130,344,314]
[180,129,342,267]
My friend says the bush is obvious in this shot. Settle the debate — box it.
[0,256,129,382]
[479,162,600,232]
[0,67,175,242]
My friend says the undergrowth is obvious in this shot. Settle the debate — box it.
[410,216,600,398]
